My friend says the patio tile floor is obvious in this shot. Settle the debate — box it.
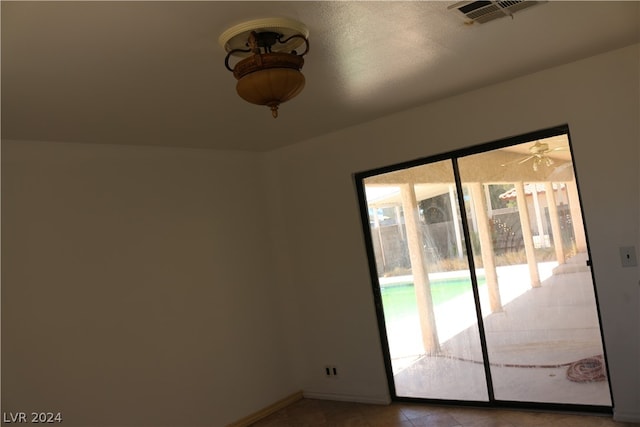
[392,254,611,406]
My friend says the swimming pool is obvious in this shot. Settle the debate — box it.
[380,276,487,320]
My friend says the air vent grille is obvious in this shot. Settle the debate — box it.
[449,0,545,24]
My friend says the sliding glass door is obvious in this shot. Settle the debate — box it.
[357,127,612,409]
[364,160,489,401]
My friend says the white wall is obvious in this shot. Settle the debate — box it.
[268,44,640,420]
[1,141,296,426]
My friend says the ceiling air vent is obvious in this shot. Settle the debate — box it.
[449,1,545,24]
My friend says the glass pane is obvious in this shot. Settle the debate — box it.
[363,160,489,401]
[457,135,611,405]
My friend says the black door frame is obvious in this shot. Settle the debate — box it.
[354,124,614,413]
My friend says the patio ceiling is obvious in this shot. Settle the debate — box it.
[364,135,573,207]
[365,183,453,208]
[365,135,574,207]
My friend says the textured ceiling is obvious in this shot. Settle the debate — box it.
[2,1,639,152]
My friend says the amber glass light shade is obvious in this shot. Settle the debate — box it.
[232,52,305,118]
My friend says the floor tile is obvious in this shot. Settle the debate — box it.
[247,398,638,427]
[408,412,462,427]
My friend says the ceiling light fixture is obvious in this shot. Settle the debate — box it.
[219,18,310,118]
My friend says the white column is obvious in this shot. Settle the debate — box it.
[515,182,541,288]
[395,206,405,241]
[566,179,587,253]
[545,182,565,264]
[484,184,493,218]
[449,185,464,258]
[400,183,440,354]
[469,183,503,312]
[531,184,546,247]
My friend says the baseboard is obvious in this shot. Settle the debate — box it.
[227,390,304,427]
[613,410,640,423]
[303,390,391,405]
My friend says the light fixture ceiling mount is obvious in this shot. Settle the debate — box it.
[219,18,310,118]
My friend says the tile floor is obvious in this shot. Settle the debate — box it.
[249,398,639,427]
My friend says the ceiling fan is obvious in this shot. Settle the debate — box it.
[502,141,567,171]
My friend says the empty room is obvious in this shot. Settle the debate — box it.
[2,1,639,426]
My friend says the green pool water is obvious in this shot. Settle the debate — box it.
[380,276,486,319]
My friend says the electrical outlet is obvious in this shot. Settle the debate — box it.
[324,365,338,378]
[620,246,638,267]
